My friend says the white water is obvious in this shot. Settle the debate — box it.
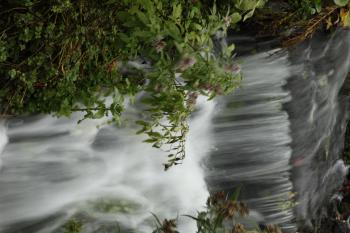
[205,49,295,231]
[1,29,350,232]
[0,49,297,232]
[0,48,297,233]
[0,98,214,232]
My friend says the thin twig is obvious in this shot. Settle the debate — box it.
[282,6,339,47]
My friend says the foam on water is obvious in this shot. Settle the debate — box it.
[0,98,213,233]
[1,29,350,232]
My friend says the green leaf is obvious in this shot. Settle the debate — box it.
[128,5,139,14]
[136,11,150,25]
[212,2,217,15]
[150,212,162,226]
[231,12,242,25]
[93,108,105,119]
[8,69,17,78]
[165,21,182,41]
[314,0,322,13]
[224,44,235,58]
[235,0,258,11]
[152,143,161,148]
[208,92,216,100]
[334,0,349,6]
[136,127,146,134]
[243,9,255,21]
[182,214,200,221]
[118,33,130,43]
[192,23,203,31]
[143,138,158,143]
[230,187,242,201]
[141,0,153,12]
[148,131,162,138]
[59,99,71,116]
[189,7,200,18]
[172,3,182,21]
[135,120,149,127]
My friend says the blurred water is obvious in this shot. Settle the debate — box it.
[286,29,350,229]
[205,49,295,231]
[0,29,350,233]
[0,99,213,233]
[205,29,350,232]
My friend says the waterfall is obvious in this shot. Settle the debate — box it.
[205,28,350,232]
[205,49,295,231]
[0,29,350,232]
[287,29,350,228]
[0,99,213,233]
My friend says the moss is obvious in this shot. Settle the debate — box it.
[88,198,141,214]
[57,218,83,233]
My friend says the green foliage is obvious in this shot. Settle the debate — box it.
[288,0,324,17]
[0,0,264,168]
[152,192,282,233]
[88,198,141,214]
[334,0,350,7]
[58,218,83,233]
[288,0,349,17]
[56,192,282,233]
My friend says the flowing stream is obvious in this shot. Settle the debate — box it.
[0,99,214,233]
[0,29,350,232]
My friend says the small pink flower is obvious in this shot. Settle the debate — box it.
[224,64,241,74]
[224,16,232,28]
[292,157,304,167]
[214,85,223,95]
[154,40,166,53]
[178,57,197,71]
[186,92,198,107]
[199,83,213,91]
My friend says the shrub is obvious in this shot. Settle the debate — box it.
[0,0,266,168]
